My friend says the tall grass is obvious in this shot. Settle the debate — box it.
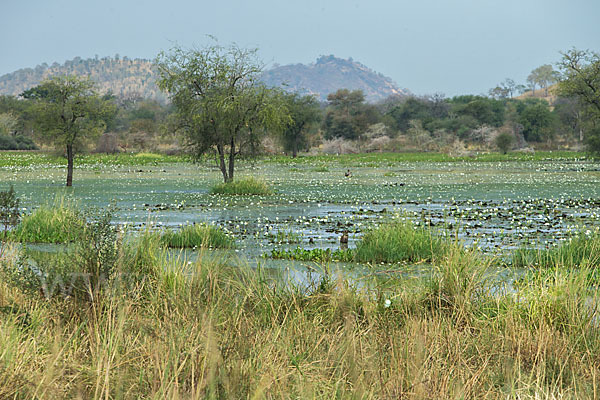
[160,224,234,249]
[1,230,599,398]
[511,230,600,268]
[210,177,272,195]
[354,220,449,263]
[9,197,85,243]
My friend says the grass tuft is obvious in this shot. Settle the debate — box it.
[160,224,234,249]
[9,198,85,243]
[210,177,272,195]
[511,230,600,269]
[354,220,449,263]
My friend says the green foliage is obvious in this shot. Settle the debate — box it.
[281,93,321,157]
[266,229,302,244]
[9,199,85,243]
[2,207,120,301]
[0,185,20,234]
[160,224,234,249]
[322,89,379,140]
[495,132,515,154]
[156,43,290,183]
[511,230,600,269]
[354,220,449,263]
[0,134,37,150]
[517,100,555,142]
[268,247,353,262]
[210,176,272,195]
[24,75,116,186]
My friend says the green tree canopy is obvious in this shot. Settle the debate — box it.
[280,93,321,157]
[156,43,290,182]
[557,48,600,154]
[23,76,114,186]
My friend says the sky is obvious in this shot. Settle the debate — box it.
[2,0,599,96]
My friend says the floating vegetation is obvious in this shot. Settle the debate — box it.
[269,247,354,262]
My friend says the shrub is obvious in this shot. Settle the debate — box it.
[160,224,234,249]
[0,134,38,150]
[495,132,514,154]
[210,177,272,195]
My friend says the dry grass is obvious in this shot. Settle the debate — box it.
[0,236,599,399]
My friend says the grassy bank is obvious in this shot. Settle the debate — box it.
[1,234,599,398]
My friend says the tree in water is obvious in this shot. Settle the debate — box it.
[156,43,290,182]
[22,76,114,186]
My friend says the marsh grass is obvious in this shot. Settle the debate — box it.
[1,232,599,398]
[511,231,600,269]
[160,224,234,249]
[9,197,85,243]
[210,177,272,195]
[354,220,449,263]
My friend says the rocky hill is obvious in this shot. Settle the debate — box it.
[0,56,166,102]
[0,55,408,103]
[262,55,408,102]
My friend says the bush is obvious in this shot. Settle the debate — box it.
[160,224,234,249]
[0,135,37,150]
[495,132,515,154]
[210,177,272,195]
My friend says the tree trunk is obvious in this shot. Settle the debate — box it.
[217,144,228,183]
[227,137,235,182]
[66,143,74,187]
[292,137,298,158]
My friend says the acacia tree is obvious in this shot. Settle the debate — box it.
[557,48,600,153]
[156,44,289,182]
[281,93,321,157]
[23,76,113,186]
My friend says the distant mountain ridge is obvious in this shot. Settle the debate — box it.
[0,56,166,102]
[262,55,409,102]
[0,55,408,103]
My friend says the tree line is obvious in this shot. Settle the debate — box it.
[0,44,598,186]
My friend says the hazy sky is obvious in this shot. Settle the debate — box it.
[2,0,599,96]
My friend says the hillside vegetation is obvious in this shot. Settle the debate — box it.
[0,55,407,104]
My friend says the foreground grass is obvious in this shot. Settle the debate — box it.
[160,224,234,249]
[511,230,600,269]
[1,232,599,398]
[210,177,273,195]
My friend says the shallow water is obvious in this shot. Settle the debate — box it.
[3,158,600,266]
